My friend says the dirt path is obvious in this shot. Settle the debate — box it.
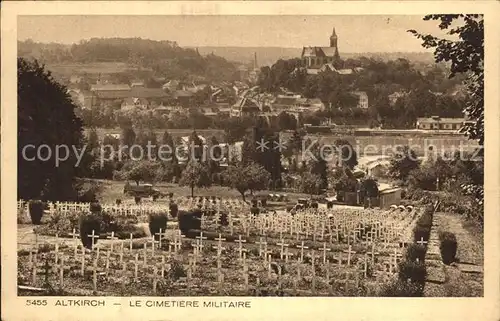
[424,212,483,297]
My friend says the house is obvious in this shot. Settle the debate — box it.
[378,187,402,209]
[162,80,180,92]
[91,84,131,101]
[365,160,390,178]
[352,91,369,109]
[301,27,341,71]
[201,107,218,117]
[121,97,149,110]
[130,81,145,88]
[416,116,466,131]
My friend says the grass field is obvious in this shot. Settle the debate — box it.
[95,179,312,206]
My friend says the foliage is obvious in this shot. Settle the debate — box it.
[409,14,484,145]
[18,58,86,201]
[223,162,270,201]
[398,260,427,284]
[28,200,45,225]
[179,160,212,197]
[114,160,161,185]
[405,244,426,263]
[178,210,202,234]
[169,202,179,218]
[412,205,434,242]
[388,145,420,182]
[79,213,101,249]
[439,231,458,265]
[299,172,323,196]
[380,280,424,297]
[360,178,379,198]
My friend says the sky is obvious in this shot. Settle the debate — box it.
[17,15,453,52]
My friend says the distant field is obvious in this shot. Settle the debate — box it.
[46,62,144,75]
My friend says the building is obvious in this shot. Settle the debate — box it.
[352,91,369,109]
[378,187,402,209]
[416,116,467,131]
[301,27,341,72]
[121,97,149,110]
[90,84,131,101]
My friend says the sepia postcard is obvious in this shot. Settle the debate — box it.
[1,1,499,321]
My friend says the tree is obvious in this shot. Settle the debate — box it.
[300,172,323,196]
[334,139,358,170]
[121,126,136,147]
[409,15,484,145]
[388,145,420,182]
[187,130,204,161]
[179,160,212,197]
[223,162,270,201]
[18,58,86,201]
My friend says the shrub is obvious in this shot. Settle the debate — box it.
[134,197,141,205]
[327,201,334,209]
[89,201,102,213]
[251,199,258,207]
[380,279,424,297]
[218,212,229,226]
[148,213,168,240]
[413,205,434,242]
[398,260,427,284]
[79,213,101,249]
[250,207,260,215]
[310,202,318,209]
[439,231,457,265]
[177,210,202,234]
[28,200,45,225]
[261,199,267,207]
[116,199,122,206]
[169,203,179,218]
[405,244,426,263]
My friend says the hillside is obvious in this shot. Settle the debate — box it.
[18,39,239,82]
[195,46,436,68]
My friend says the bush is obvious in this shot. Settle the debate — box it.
[148,213,168,240]
[89,202,102,214]
[218,212,229,226]
[134,197,141,205]
[380,279,424,297]
[28,200,45,225]
[405,244,426,263]
[398,260,427,284]
[116,199,122,206]
[250,207,260,215]
[413,205,434,242]
[439,231,457,265]
[327,201,334,209]
[169,203,179,218]
[178,210,202,234]
[79,213,101,249]
[310,202,318,209]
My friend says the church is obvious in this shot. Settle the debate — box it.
[301,27,341,71]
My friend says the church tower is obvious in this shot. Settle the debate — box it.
[330,27,338,47]
[330,27,340,62]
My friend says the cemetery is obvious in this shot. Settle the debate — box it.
[17,196,434,297]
